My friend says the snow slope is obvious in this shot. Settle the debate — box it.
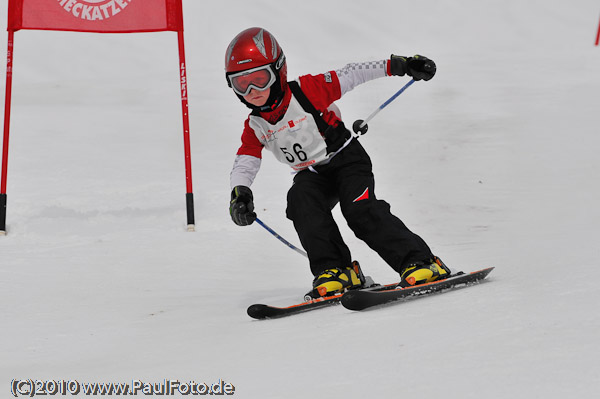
[1,0,599,398]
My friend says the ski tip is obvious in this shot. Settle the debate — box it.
[477,266,495,277]
[340,291,369,311]
[247,304,269,320]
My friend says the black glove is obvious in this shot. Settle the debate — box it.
[230,186,257,226]
[390,54,436,81]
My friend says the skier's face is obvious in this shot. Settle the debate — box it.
[243,87,271,107]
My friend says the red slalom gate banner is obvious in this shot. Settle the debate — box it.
[8,0,183,33]
[1,0,195,234]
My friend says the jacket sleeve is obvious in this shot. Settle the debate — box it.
[230,154,261,189]
[334,59,390,97]
[230,118,263,189]
[299,59,391,111]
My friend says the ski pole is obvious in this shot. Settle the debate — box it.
[352,79,416,135]
[255,217,308,258]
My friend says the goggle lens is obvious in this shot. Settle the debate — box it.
[229,67,276,96]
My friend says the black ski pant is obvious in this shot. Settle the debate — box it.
[286,139,433,276]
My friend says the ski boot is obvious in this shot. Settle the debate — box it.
[398,256,451,288]
[305,261,366,300]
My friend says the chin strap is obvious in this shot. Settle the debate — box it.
[256,93,284,112]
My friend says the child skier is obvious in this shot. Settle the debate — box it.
[226,27,450,298]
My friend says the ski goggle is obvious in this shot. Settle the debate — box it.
[227,65,276,96]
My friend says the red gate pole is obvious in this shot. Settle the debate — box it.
[1,31,15,235]
[596,13,600,46]
[177,29,195,232]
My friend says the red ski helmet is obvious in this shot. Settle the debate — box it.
[225,27,287,111]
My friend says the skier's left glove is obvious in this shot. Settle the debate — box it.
[230,185,257,226]
[390,54,436,81]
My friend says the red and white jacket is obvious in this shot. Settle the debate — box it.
[230,59,392,189]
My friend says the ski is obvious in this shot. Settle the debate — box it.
[247,267,494,319]
[247,282,397,320]
[341,267,494,311]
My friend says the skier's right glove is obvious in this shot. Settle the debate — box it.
[390,54,437,81]
[230,185,257,226]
